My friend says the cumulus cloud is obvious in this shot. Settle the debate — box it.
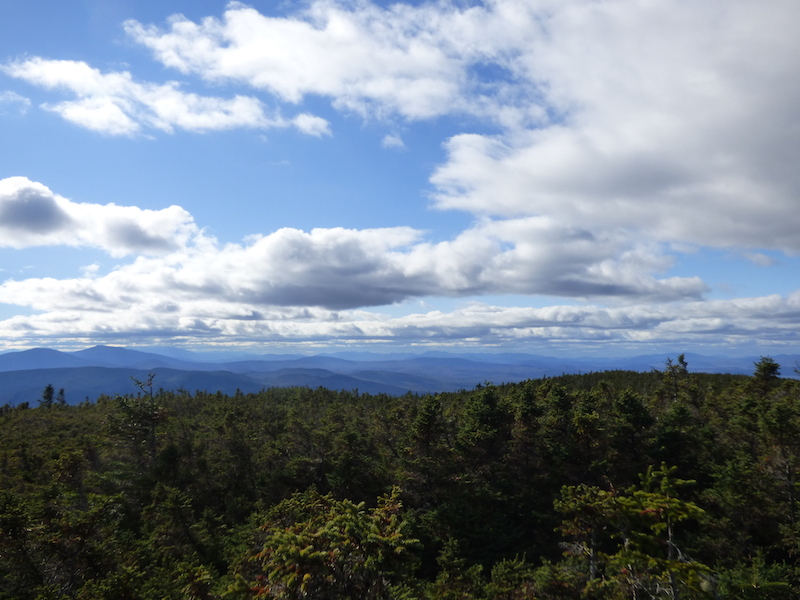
[0,177,197,256]
[1,57,327,136]
[428,0,800,252]
[2,178,705,308]
[122,1,541,124]
[398,217,707,302]
[0,178,787,350]
[2,1,799,350]
[0,211,707,318]
[0,181,72,233]
[120,0,800,254]
[291,113,331,137]
[1,285,798,351]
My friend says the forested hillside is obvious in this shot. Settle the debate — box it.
[1,358,798,598]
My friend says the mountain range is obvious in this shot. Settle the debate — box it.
[0,346,797,406]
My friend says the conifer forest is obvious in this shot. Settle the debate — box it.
[2,357,799,599]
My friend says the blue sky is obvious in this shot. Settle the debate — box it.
[1,0,799,356]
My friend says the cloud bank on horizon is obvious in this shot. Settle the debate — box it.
[0,0,798,353]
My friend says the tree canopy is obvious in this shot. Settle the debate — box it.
[1,359,799,598]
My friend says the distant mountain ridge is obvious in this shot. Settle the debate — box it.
[0,345,797,406]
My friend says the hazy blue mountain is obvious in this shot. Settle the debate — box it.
[219,356,359,373]
[0,348,93,372]
[71,346,306,373]
[0,365,416,405]
[135,346,307,363]
[349,369,451,393]
[133,346,266,362]
[71,345,201,370]
[1,345,797,406]
[0,367,265,406]
[320,351,429,362]
[248,368,414,396]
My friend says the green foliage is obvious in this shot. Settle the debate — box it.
[1,367,800,598]
[716,551,795,599]
[755,357,781,382]
[554,465,711,599]
[753,357,782,398]
[233,487,418,599]
[40,384,55,409]
[426,538,486,600]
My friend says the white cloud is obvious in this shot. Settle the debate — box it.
[0,174,790,349]
[742,252,778,267]
[1,57,326,136]
[291,113,331,137]
[398,217,707,302]
[0,177,197,256]
[1,285,798,351]
[428,0,800,252]
[123,1,542,124]
[2,1,800,350]
[0,179,707,337]
[80,264,101,278]
[381,133,405,149]
[121,0,800,255]
[51,95,140,135]
[0,90,31,115]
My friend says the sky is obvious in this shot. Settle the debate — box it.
[0,0,799,356]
